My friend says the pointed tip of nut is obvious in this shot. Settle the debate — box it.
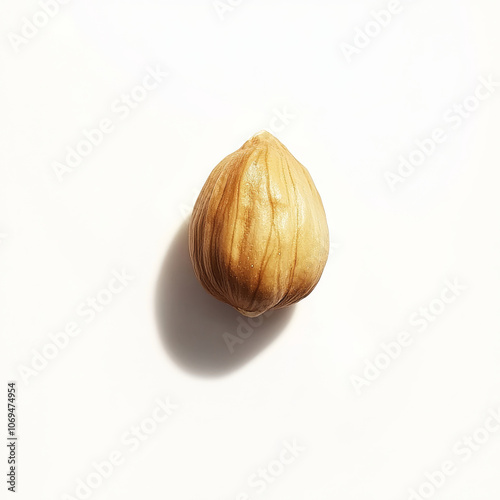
[242,130,281,150]
[253,130,273,139]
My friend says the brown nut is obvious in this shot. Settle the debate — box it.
[189,130,329,317]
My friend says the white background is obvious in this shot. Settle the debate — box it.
[2,1,500,499]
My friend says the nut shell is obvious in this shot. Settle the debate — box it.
[189,131,329,317]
